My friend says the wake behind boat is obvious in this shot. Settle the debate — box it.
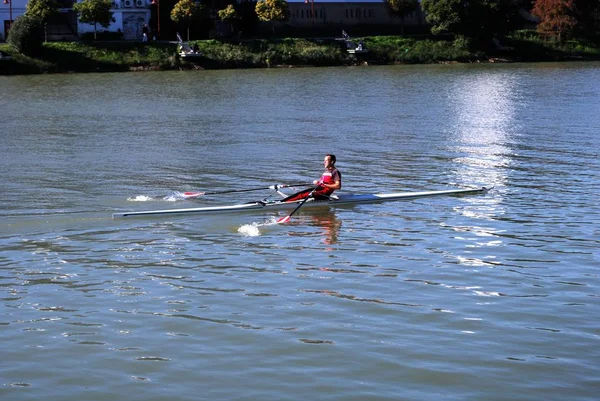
[112,187,490,219]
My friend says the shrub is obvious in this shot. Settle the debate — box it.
[80,30,124,41]
[7,15,44,56]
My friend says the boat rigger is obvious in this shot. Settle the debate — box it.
[112,187,489,219]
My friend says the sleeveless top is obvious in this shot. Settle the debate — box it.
[317,168,341,196]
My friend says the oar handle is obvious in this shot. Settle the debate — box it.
[268,183,311,191]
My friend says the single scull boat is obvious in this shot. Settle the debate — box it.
[112,187,489,219]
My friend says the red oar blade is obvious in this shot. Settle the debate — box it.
[276,215,291,224]
[182,191,206,198]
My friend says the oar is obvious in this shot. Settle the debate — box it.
[277,187,317,224]
[175,183,311,199]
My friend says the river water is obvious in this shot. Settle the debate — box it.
[1,63,599,401]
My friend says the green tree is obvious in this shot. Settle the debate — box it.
[218,4,239,34]
[25,0,59,22]
[218,4,238,22]
[24,0,59,42]
[387,0,418,35]
[73,0,115,40]
[421,0,521,41]
[7,15,44,55]
[171,0,204,41]
[255,0,289,33]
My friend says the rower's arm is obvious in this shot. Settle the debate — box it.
[314,179,341,190]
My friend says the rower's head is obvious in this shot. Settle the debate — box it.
[324,154,336,168]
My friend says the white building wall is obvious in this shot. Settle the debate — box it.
[287,1,426,27]
[1,0,150,41]
[75,0,150,41]
[1,0,27,41]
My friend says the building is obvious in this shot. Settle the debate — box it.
[1,0,25,41]
[1,0,424,42]
[77,0,150,41]
[1,0,151,41]
[286,0,425,29]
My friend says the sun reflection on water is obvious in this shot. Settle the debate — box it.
[446,71,521,190]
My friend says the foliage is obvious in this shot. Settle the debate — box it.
[25,0,59,42]
[362,35,477,63]
[573,0,600,35]
[452,35,472,51]
[37,41,180,72]
[387,0,418,15]
[386,0,418,35]
[25,0,59,23]
[193,38,344,67]
[73,0,115,40]
[421,0,521,41]
[170,0,204,24]
[2,34,600,75]
[217,4,239,35]
[7,15,44,56]
[508,28,600,59]
[237,0,261,37]
[79,30,124,41]
[532,0,579,40]
[170,0,205,41]
[255,0,289,23]
[218,4,238,22]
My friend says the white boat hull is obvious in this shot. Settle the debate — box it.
[112,187,489,219]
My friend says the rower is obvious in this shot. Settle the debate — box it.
[283,154,342,202]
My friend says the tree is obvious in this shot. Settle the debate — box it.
[531,0,600,41]
[421,0,521,41]
[7,15,44,56]
[25,0,59,42]
[532,0,578,40]
[218,4,238,22]
[237,0,261,37]
[73,0,115,41]
[387,0,418,35]
[170,0,204,41]
[255,0,289,32]
[218,4,239,34]
[574,0,600,35]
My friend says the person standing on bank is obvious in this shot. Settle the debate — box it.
[283,154,342,202]
[142,24,149,42]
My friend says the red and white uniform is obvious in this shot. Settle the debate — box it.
[283,168,342,202]
[315,168,341,197]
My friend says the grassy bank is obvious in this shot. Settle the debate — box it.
[1,32,599,75]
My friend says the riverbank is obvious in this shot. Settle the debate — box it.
[1,32,599,75]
